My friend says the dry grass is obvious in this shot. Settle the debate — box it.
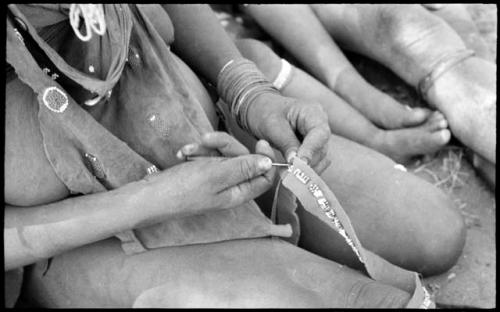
[412,146,469,194]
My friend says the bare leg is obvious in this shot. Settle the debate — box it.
[423,4,497,188]
[423,4,493,62]
[236,38,450,163]
[300,134,465,276]
[176,37,465,276]
[231,39,466,276]
[311,4,496,166]
[242,4,434,130]
[23,237,410,307]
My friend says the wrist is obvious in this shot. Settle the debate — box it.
[245,91,282,137]
[119,178,171,230]
[217,58,279,132]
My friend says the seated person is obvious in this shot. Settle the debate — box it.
[5,4,465,308]
[242,4,496,187]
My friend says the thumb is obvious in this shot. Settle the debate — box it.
[219,154,273,188]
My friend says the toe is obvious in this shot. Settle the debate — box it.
[426,111,449,130]
[403,107,431,126]
[436,129,451,144]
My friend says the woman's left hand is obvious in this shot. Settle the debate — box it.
[177,131,277,164]
[246,92,331,173]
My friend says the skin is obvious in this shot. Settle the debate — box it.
[5,4,466,308]
[164,5,330,169]
[309,4,495,174]
[243,4,495,185]
[424,4,496,188]
[235,38,450,164]
[5,3,329,272]
[242,4,434,131]
[5,80,411,308]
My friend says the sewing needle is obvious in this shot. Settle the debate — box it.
[185,156,289,168]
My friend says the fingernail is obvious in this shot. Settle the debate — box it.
[439,119,448,128]
[258,157,272,171]
[286,151,297,163]
[300,156,310,165]
[394,164,407,172]
[176,150,184,160]
[182,144,196,155]
[259,139,270,148]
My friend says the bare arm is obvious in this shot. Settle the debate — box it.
[242,4,351,89]
[162,4,243,84]
[161,4,331,170]
[4,154,275,271]
[3,179,164,271]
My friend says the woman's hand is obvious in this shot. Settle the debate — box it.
[176,131,252,159]
[139,132,277,223]
[246,92,331,173]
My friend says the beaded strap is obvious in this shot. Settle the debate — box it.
[418,49,475,100]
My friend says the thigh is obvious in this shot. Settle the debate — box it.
[22,237,409,308]
[298,134,465,275]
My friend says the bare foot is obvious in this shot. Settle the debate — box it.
[312,4,496,164]
[334,67,432,129]
[372,111,451,164]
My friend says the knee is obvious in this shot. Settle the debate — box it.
[373,4,451,51]
[414,191,466,276]
[235,39,282,79]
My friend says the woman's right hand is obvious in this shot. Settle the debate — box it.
[137,147,276,222]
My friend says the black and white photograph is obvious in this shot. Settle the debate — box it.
[4,3,496,308]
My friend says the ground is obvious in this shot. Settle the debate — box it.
[215,3,496,308]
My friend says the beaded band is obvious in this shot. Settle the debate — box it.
[418,49,475,100]
[217,58,279,131]
[273,58,294,90]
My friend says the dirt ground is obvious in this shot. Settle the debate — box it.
[215,3,496,308]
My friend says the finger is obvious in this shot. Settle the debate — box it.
[218,154,273,188]
[297,124,330,168]
[314,156,332,176]
[255,139,277,182]
[218,174,274,209]
[201,132,250,156]
[254,139,276,161]
[176,144,212,160]
[266,119,301,163]
[176,143,220,160]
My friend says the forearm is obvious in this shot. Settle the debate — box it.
[243,4,351,88]
[4,181,153,270]
[162,4,243,84]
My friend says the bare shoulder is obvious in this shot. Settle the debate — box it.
[4,79,70,207]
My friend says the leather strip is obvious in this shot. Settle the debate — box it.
[278,158,434,309]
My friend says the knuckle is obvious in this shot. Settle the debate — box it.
[229,185,245,207]
[217,190,232,209]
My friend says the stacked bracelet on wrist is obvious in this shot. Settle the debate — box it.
[217,58,279,131]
